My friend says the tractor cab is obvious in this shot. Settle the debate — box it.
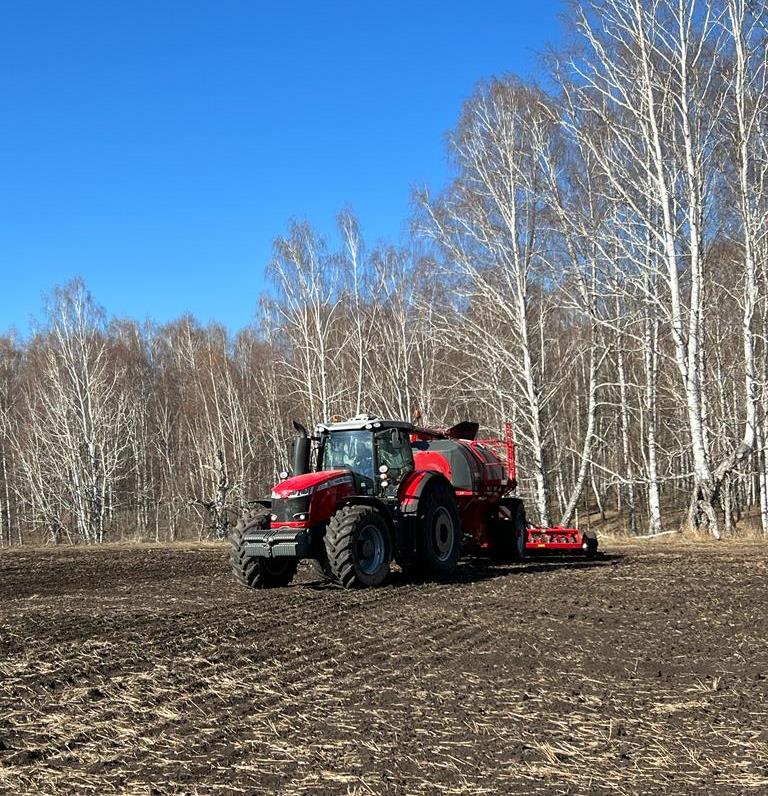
[315,416,414,498]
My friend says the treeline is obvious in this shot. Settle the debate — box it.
[2,0,767,544]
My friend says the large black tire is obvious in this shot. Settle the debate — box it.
[492,500,527,563]
[414,481,462,577]
[325,505,392,589]
[230,508,298,589]
[582,529,599,559]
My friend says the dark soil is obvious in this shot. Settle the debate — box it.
[1,541,766,794]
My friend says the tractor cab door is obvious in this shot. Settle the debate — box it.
[375,428,414,496]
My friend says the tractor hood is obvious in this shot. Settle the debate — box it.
[271,469,353,499]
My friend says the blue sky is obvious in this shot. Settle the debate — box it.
[0,0,564,335]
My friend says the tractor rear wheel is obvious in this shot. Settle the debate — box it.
[230,508,298,588]
[415,481,462,577]
[325,505,392,588]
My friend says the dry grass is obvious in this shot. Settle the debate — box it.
[1,542,767,794]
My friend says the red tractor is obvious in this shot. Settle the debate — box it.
[230,415,597,589]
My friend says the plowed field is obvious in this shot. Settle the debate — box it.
[1,541,767,794]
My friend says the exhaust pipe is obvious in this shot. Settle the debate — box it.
[291,420,311,476]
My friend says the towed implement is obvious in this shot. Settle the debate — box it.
[527,525,598,555]
[230,415,598,589]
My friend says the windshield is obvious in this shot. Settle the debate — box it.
[320,430,375,485]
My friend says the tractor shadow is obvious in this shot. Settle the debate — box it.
[388,552,626,588]
[303,553,626,590]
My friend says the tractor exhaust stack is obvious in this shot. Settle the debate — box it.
[291,420,311,476]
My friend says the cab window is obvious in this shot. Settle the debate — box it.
[375,428,414,482]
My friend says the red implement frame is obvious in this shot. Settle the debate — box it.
[475,422,517,488]
[526,525,585,552]
[488,424,590,554]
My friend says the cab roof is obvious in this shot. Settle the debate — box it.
[315,414,414,434]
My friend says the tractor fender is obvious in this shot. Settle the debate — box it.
[399,471,455,516]
[337,495,395,532]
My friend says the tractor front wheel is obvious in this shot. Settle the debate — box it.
[230,509,298,588]
[325,505,392,588]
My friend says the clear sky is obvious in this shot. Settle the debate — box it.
[0,0,564,335]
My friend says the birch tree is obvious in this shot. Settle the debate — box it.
[711,0,768,526]
[268,222,345,421]
[13,281,132,542]
[418,79,555,524]
[564,0,726,533]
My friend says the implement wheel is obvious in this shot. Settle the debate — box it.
[492,499,527,563]
[582,529,599,559]
[230,508,298,589]
[325,505,392,589]
[415,481,462,577]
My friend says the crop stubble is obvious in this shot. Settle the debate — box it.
[0,541,766,794]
